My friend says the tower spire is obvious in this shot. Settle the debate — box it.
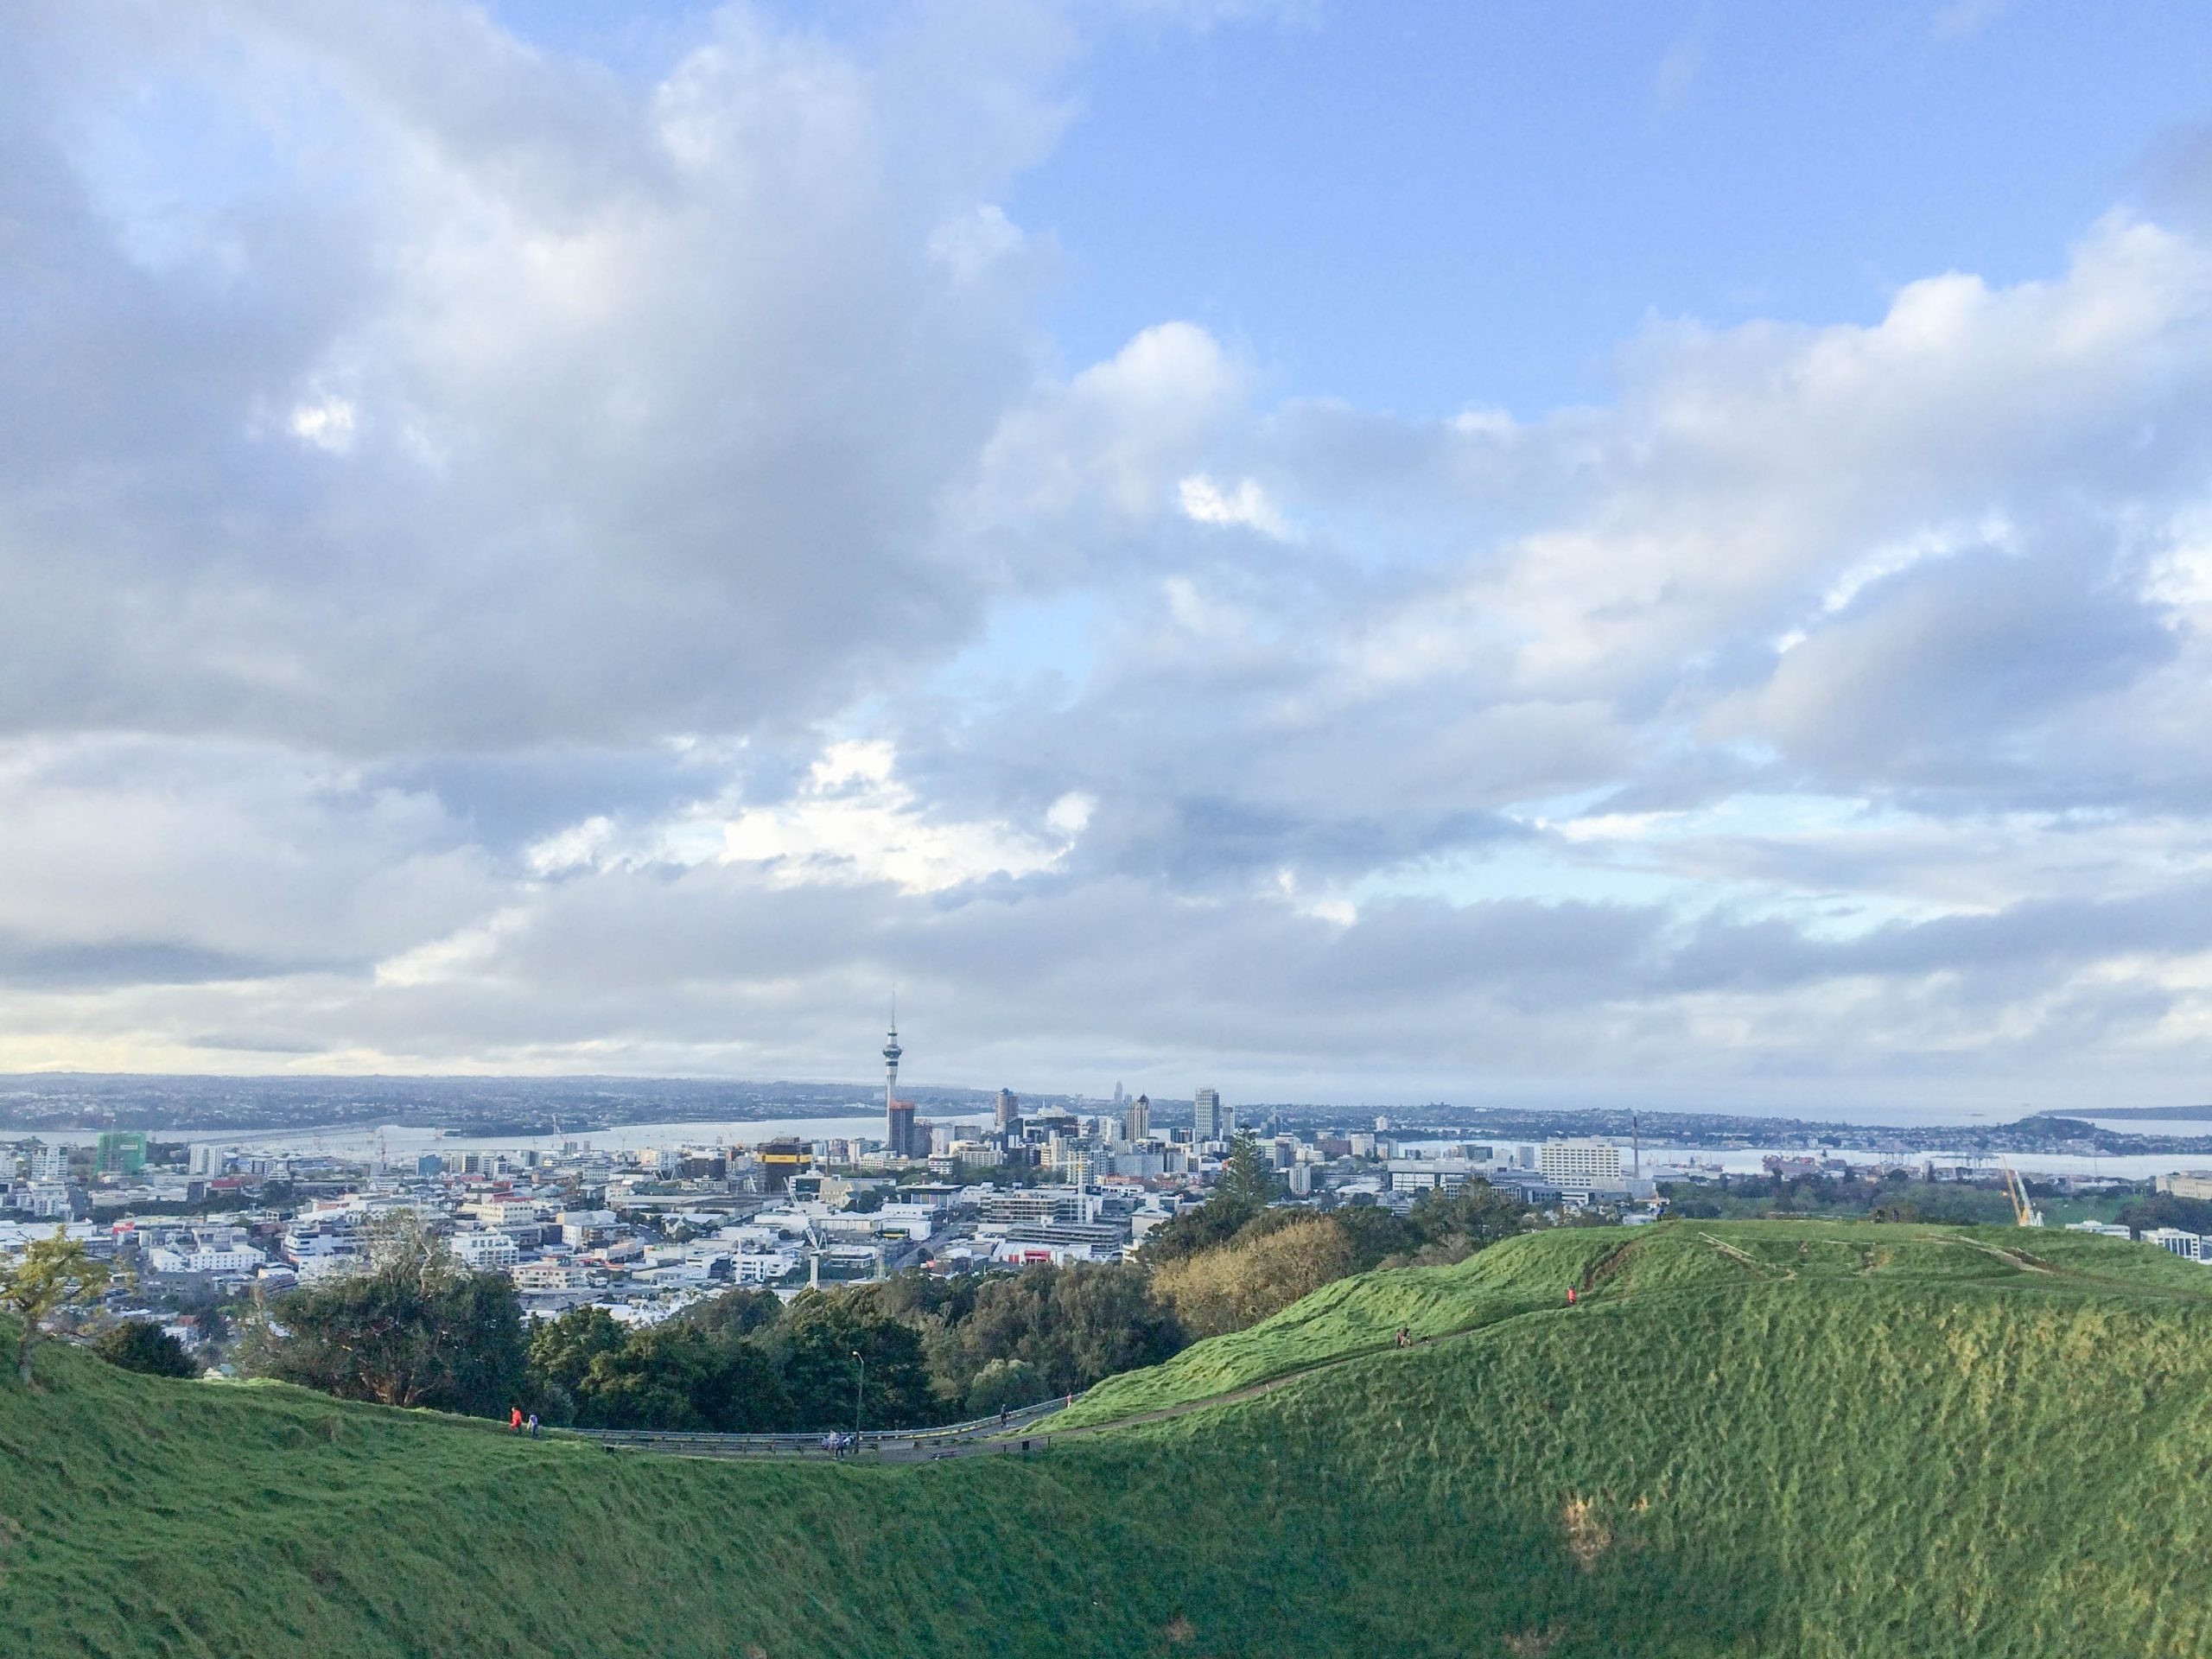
[882,999,911,1159]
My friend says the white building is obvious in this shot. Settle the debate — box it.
[450,1230,520,1270]
[1537,1140,1624,1190]
[2145,1227,2203,1261]
[2064,1220,2133,1239]
[149,1243,264,1274]
[1385,1159,1480,1195]
[8,1183,72,1220]
[728,1252,799,1284]
[514,1262,593,1291]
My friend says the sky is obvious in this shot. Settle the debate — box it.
[10,0,2212,1111]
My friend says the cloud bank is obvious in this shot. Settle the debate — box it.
[8,1,2212,1109]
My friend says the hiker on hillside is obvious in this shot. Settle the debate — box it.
[998,1405,1010,1427]
[510,1406,524,1433]
[527,1413,539,1439]
[1566,1287,1577,1306]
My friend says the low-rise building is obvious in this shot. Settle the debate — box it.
[2145,1226,2203,1260]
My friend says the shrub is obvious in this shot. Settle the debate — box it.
[1153,1216,1358,1340]
[92,1319,198,1379]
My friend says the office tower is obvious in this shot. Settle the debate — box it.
[1124,1094,1150,1145]
[995,1089,1019,1133]
[1194,1087,1223,1141]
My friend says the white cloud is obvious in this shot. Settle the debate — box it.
[14,2,2212,1103]
[1178,474,1292,537]
[288,396,358,454]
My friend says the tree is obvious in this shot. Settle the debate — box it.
[1407,1180,1534,1262]
[92,1319,198,1379]
[3,1228,110,1386]
[964,1357,1042,1417]
[2117,1193,2212,1236]
[569,1324,793,1433]
[1152,1216,1357,1340]
[1214,1133,1282,1214]
[937,1262,1184,1402]
[1331,1203,1422,1270]
[781,1292,938,1430]
[677,1287,786,1343]
[247,1217,526,1416]
[527,1305,628,1406]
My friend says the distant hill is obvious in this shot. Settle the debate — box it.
[7,1220,2212,1656]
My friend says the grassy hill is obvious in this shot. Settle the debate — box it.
[8,1219,2212,1657]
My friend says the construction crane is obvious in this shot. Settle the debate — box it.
[2000,1159,2044,1228]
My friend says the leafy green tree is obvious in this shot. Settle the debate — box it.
[3,1228,110,1386]
[677,1287,786,1343]
[92,1319,198,1379]
[1331,1203,1422,1269]
[246,1217,526,1416]
[573,1324,793,1432]
[942,1262,1183,1401]
[526,1305,627,1419]
[1136,1201,1252,1267]
[781,1291,938,1430]
[964,1356,1043,1416]
[1408,1180,1535,1261]
[2117,1193,2212,1236]
[1214,1133,1283,1214]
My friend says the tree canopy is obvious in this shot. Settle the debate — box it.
[3,1228,109,1387]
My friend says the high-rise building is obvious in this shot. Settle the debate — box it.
[995,1089,1019,1133]
[1193,1088,1224,1141]
[96,1131,148,1177]
[1537,1139,1622,1189]
[1123,1094,1151,1145]
[883,1018,915,1159]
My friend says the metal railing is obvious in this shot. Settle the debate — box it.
[569,1393,1078,1460]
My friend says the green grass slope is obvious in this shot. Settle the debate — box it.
[8,1220,2212,1659]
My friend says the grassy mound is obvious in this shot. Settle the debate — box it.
[7,1219,2212,1658]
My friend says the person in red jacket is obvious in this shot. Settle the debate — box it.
[510,1406,524,1433]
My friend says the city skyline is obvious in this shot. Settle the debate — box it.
[10,3,2212,1110]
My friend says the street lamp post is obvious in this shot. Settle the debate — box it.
[851,1349,866,1440]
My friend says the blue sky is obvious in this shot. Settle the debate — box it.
[1020,1,2212,415]
[10,0,2212,1110]
[495,1,2212,414]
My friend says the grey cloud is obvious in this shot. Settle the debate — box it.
[14,2,2212,1107]
[0,2,1060,754]
[0,938,306,992]
[1711,543,2176,797]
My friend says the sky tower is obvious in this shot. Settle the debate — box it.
[883,1012,914,1159]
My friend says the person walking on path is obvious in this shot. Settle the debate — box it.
[510,1406,524,1433]
[1565,1287,1577,1306]
[527,1413,539,1439]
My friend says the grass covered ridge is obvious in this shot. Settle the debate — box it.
[7,1219,2212,1658]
